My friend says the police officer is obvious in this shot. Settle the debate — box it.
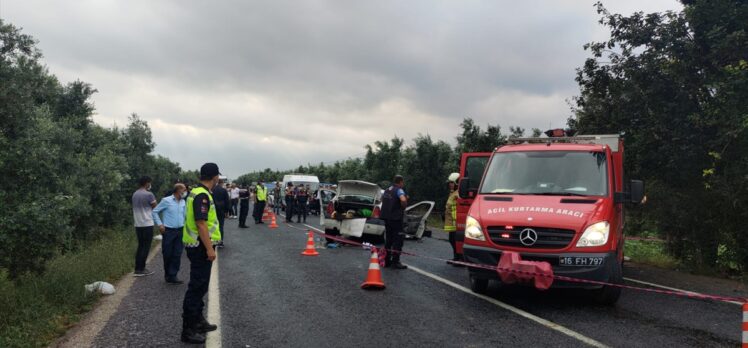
[238,186,250,228]
[296,185,309,223]
[181,163,222,344]
[253,180,268,224]
[284,182,295,222]
[381,175,408,270]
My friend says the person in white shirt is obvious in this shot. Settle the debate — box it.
[229,184,240,219]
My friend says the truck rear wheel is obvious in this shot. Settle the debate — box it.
[469,275,488,294]
[590,259,622,306]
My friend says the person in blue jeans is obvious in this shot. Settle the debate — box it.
[153,183,187,284]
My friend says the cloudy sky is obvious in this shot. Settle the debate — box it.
[2,1,682,178]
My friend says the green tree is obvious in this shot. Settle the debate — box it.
[571,1,748,272]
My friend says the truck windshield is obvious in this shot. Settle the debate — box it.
[480,151,608,196]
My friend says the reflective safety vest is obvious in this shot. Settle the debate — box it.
[183,186,221,247]
[444,190,458,232]
[256,185,267,201]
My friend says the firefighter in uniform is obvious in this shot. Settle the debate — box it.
[380,175,408,269]
[444,173,464,266]
[181,163,222,344]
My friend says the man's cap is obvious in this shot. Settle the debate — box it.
[200,163,221,178]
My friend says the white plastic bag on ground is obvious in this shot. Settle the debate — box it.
[85,281,116,295]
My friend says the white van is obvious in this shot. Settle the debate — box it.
[281,174,320,209]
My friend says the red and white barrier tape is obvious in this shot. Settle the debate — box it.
[285,223,748,305]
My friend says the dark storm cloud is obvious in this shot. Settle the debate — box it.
[2,0,682,177]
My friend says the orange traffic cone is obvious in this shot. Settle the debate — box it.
[301,231,319,256]
[262,208,271,221]
[361,250,386,290]
[269,213,279,229]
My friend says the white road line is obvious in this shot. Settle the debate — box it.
[623,277,743,306]
[206,249,222,348]
[407,265,609,348]
[302,222,606,347]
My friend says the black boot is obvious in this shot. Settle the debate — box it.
[196,316,218,333]
[181,320,206,344]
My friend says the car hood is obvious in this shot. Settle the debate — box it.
[473,195,606,231]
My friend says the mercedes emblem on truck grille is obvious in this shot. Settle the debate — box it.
[519,228,538,246]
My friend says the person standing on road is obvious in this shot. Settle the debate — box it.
[284,182,295,222]
[444,173,464,266]
[295,185,309,223]
[132,176,157,277]
[212,180,230,248]
[152,183,187,284]
[229,184,240,219]
[381,175,408,270]
[273,181,283,215]
[253,180,268,224]
[238,186,250,228]
[181,163,222,344]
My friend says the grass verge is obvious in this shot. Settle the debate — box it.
[624,239,680,269]
[0,227,137,348]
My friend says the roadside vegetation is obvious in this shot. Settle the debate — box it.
[0,19,196,346]
[0,228,137,348]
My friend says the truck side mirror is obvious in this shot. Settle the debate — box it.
[629,180,645,204]
[458,178,477,198]
[615,179,645,204]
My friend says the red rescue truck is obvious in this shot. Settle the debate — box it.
[459,133,644,305]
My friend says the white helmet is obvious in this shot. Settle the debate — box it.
[447,172,460,184]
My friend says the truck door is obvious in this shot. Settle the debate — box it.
[456,152,491,231]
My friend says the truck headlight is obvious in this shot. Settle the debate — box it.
[465,216,485,241]
[576,221,610,247]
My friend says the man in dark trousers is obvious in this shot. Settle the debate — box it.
[238,186,250,228]
[380,175,409,270]
[181,163,222,344]
[253,179,268,224]
[212,179,230,247]
[131,176,157,277]
[295,185,309,223]
[284,182,295,222]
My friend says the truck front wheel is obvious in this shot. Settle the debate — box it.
[590,259,622,306]
[469,275,489,294]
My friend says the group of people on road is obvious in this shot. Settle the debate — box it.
[284,182,313,223]
[131,162,465,344]
[130,163,227,344]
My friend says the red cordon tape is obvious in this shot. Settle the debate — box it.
[287,224,748,305]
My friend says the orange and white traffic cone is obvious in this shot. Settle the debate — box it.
[743,303,747,348]
[301,231,319,256]
[269,213,279,229]
[262,207,271,221]
[361,250,386,290]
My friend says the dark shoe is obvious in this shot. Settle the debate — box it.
[133,269,155,277]
[259,221,264,224]
[196,317,218,333]
[181,328,206,344]
[166,278,184,284]
[239,225,248,229]
[391,262,408,270]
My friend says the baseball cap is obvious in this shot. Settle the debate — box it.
[200,163,221,178]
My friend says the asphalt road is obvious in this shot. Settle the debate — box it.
[86,207,743,347]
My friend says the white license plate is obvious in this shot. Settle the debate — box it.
[559,256,604,266]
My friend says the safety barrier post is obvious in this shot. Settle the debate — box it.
[743,303,747,348]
